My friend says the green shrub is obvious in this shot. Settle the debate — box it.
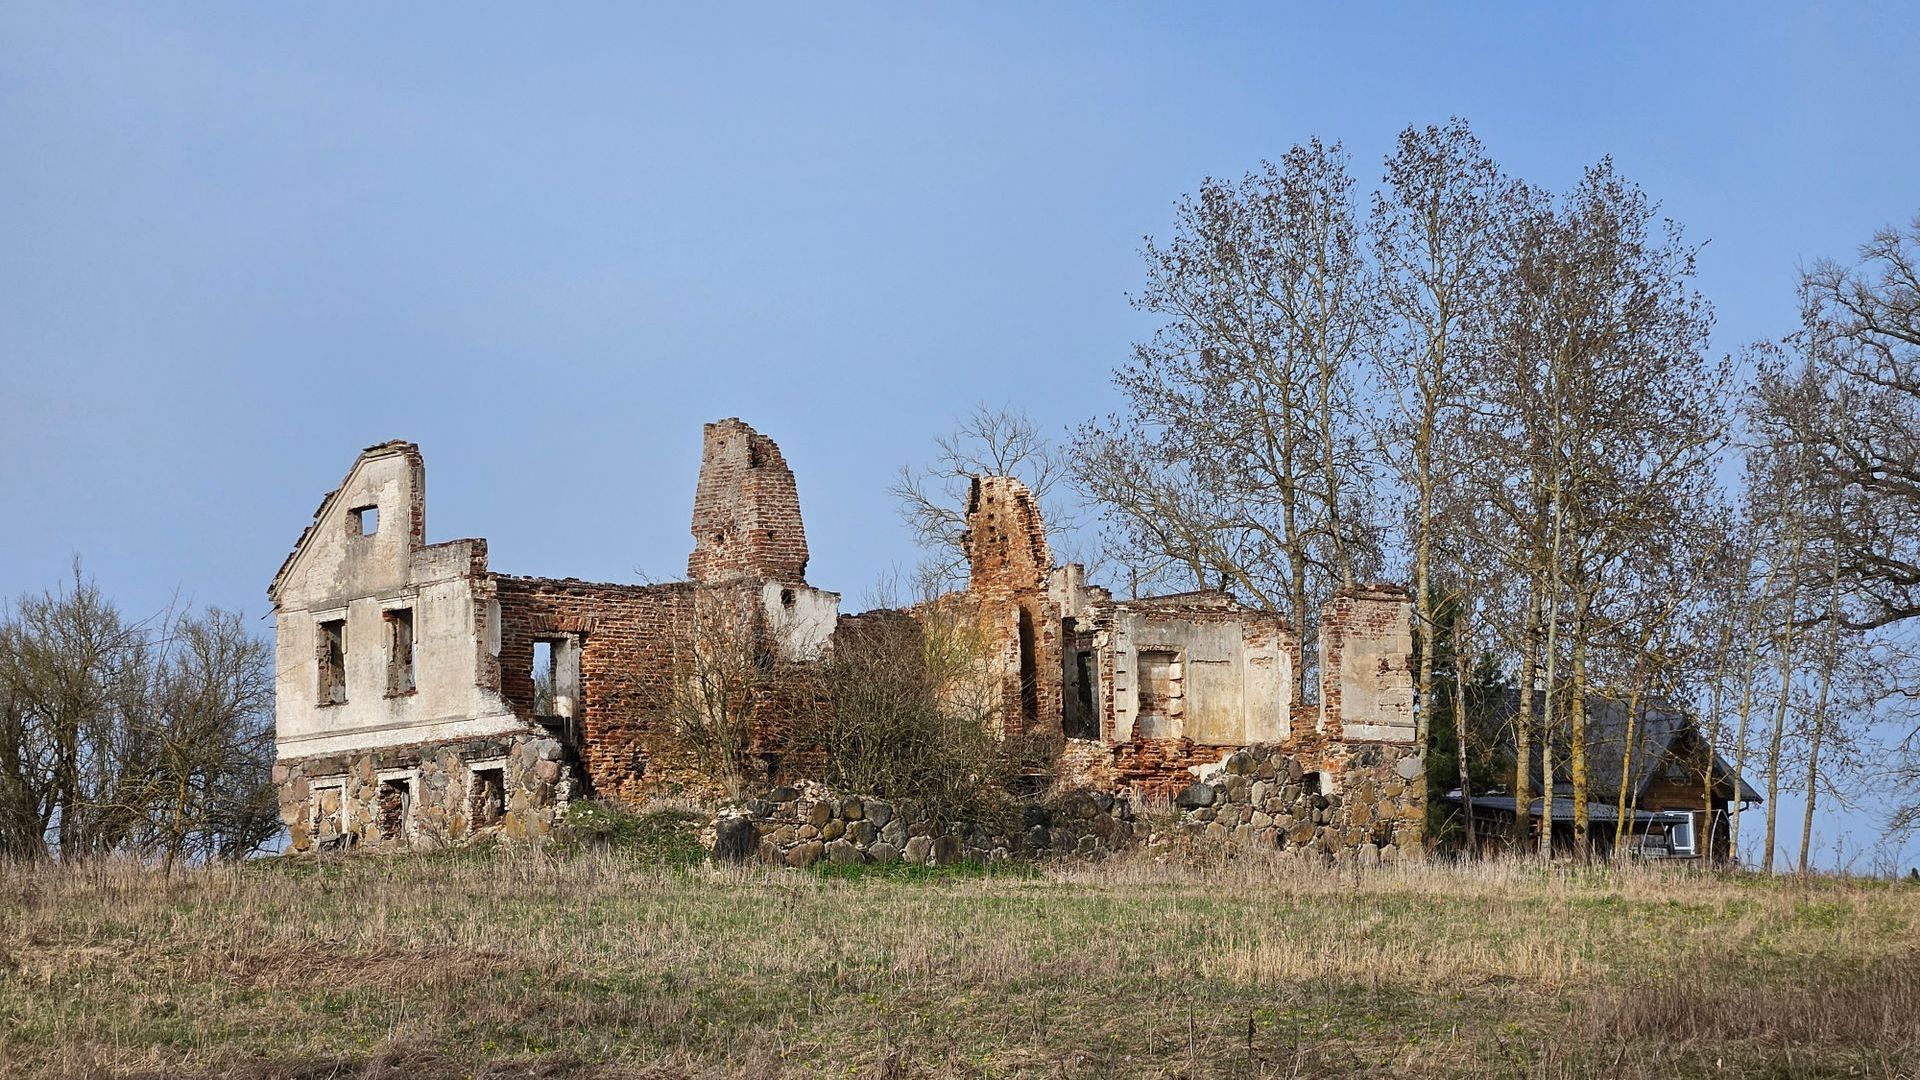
[558,800,707,866]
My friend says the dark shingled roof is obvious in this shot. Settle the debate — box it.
[1492,690,1761,805]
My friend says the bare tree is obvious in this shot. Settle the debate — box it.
[667,587,780,801]
[1074,140,1380,687]
[1371,116,1516,756]
[891,405,1082,593]
[1472,159,1722,857]
[0,566,277,867]
[1796,214,1920,632]
[126,608,278,875]
[813,599,1014,829]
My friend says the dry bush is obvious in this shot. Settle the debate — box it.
[810,608,1016,831]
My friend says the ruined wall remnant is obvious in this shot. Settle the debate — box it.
[1318,585,1416,743]
[937,472,1421,856]
[269,424,1421,863]
[271,421,838,853]
[960,476,1062,744]
[688,418,810,586]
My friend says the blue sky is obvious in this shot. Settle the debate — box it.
[3,4,1916,868]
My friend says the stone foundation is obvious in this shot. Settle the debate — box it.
[1167,742,1424,861]
[713,782,1143,867]
[275,732,579,853]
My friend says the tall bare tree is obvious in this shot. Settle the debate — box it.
[1371,116,1516,756]
[1074,139,1379,686]
[0,566,277,866]
[1473,159,1721,856]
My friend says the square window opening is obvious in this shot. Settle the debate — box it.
[350,505,379,536]
[317,619,347,705]
[470,767,506,830]
[376,777,412,841]
[385,607,415,696]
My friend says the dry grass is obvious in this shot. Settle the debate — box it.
[2,848,1917,1078]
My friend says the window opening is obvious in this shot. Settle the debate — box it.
[350,505,379,535]
[470,766,506,830]
[376,777,412,841]
[532,637,580,721]
[1135,649,1181,739]
[318,619,347,705]
[385,608,415,696]
[1065,649,1098,740]
[311,781,346,845]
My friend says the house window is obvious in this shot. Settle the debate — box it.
[385,608,415,696]
[532,636,580,720]
[1135,649,1182,739]
[317,619,347,705]
[470,766,506,830]
[350,505,379,535]
[311,779,347,844]
[376,777,412,841]
[1668,813,1697,856]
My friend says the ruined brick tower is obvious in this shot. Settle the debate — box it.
[688,418,809,585]
[962,476,1062,744]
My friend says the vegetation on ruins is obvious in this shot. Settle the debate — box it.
[810,604,1017,831]
[666,587,778,800]
[879,118,1920,866]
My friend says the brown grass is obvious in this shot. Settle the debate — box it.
[2,849,1916,1078]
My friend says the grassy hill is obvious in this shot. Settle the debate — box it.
[3,836,1916,1078]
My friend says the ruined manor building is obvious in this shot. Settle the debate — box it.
[272,420,1423,856]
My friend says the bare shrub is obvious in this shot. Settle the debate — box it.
[812,604,1015,831]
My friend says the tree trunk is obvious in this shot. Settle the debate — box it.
[1514,584,1539,853]
[1453,600,1476,854]
[1798,537,1845,874]
[1569,595,1591,859]
[1761,536,1803,874]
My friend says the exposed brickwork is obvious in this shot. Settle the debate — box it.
[1317,584,1416,742]
[272,427,1423,864]
[491,575,821,802]
[687,418,810,585]
[961,476,1063,747]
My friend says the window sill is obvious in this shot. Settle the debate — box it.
[385,689,418,700]
[317,699,348,709]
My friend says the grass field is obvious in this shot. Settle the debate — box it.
[3,839,1918,1078]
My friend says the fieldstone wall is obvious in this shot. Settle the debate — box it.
[276,732,578,853]
[712,782,1143,867]
[1168,742,1424,863]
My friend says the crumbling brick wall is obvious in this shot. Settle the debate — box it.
[688,418,810,585]
[961,476,1064,746]
[1317,584,1416,742]
[491,575,823,802]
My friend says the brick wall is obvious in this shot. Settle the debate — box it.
[687,418,810,585]
[961,476,1063,746]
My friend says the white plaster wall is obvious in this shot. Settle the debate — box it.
[1337,602,1417,743]
[1240,628,1291,742]
[762,581,840,662]
[274,450,523,761]
[1110,613,1251,745]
